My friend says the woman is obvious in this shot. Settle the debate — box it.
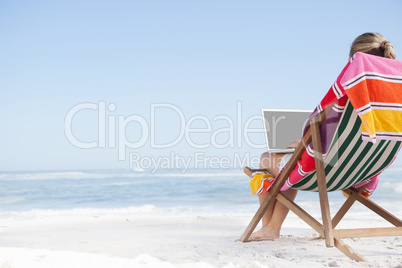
[251,32,397,240]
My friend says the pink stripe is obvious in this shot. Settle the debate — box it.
[340,52,402,86]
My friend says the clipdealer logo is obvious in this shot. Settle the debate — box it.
[64,101,265,172]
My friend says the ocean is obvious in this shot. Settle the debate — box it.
[0,169,254,213]
[0,167,401,220]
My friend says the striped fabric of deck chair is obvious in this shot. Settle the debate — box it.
[240,100,402,262]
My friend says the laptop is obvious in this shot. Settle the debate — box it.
[262,108,312,153]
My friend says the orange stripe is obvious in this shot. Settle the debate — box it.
[347,80,402,109]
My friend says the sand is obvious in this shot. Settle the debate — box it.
[0,206,401,268]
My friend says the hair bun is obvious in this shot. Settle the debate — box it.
[380,40,393,50]
[380,40,396,59]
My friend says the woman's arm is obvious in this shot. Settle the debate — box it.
[287,140,301,149]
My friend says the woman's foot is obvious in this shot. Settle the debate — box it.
[250,226,280,240]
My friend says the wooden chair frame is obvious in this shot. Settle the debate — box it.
[240,104,402,261]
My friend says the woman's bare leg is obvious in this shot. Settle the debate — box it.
[251,152,298,239]
[258,152,283,226]
[251,188,297,239]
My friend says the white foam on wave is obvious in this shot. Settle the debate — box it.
[383,165,402,172]
[156,172,244,178]
[0,203,257,221]
[377,181,402,194]
[0,170,244,181]
[0,196,25,205]
[0,205,200,219]
[0,171,145,181]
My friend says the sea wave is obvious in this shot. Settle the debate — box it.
[377,181,402,194]
[0,170,245,181]
[0,197,25,205]
[0,171,144,181]
[0,204,248,219]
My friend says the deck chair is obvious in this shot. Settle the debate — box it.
[240,100,402,261]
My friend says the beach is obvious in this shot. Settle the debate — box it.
[0,170,401,267]
[3,0,402,267]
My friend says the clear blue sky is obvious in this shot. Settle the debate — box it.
[1,0,402,172]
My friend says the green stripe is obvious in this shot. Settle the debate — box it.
[348,140,387,187]
[337,140,386,190]
[326,103,355,153]
[292,171,315,189]
[292,103,357,191]
[296,141,401,192]
[293,103,358,191]
[364,142,401,180]
[289,100,401,192]
[326,119,365,190]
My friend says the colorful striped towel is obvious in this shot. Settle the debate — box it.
[250,171,275,196]
[278,52,402,192]
[319,52,402,143]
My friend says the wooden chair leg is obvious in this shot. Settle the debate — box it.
[239,192,276,242]
[332,186,366,228]
[240,167,277,242]
[311,117,334,247]
[334,237,367,262]
[343,188,402,227]
[332,197,356,228]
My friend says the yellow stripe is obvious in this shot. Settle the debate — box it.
[360,109,402,135]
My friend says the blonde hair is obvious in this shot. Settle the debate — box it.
[349,32,396,60]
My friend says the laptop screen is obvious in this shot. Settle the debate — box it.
[261,109,312,152]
